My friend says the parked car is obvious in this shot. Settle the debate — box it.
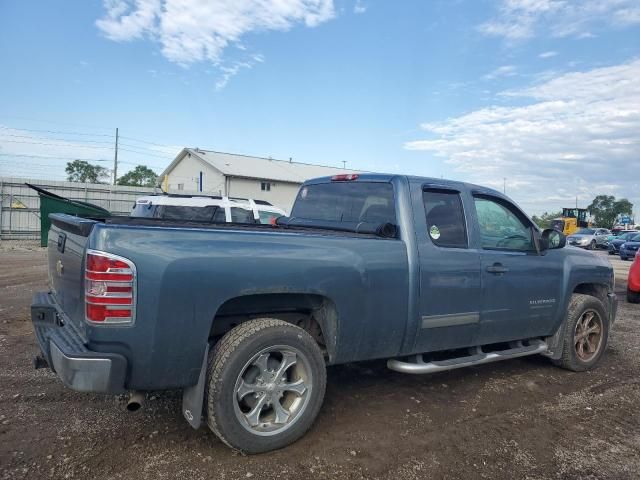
[607,231,639,255]
[130,194,287,225]
[31,173,617,453]
[605,229,635,244]
[566,228,611,250]
[619,233,640,260]
[628,250,640,303]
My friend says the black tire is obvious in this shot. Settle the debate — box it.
[628,289,640,304]
[205,318,326,454]
[554,293,609,372]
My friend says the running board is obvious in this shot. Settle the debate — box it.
[387,339,548,374]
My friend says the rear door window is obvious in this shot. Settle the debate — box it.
[229,207,257,223]
[422,189,468,248]
[157,205,218,222]
[258,210,281,224]
[291,182,396,224]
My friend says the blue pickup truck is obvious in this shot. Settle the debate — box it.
[31,173,617,453]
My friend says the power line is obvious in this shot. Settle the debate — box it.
[0,139,113,149]
[0,115,113,132]
[119,135,172,148]
[0,133,114,144]
[0,125,114,137]
[119,146,174,160]
[0,153,111,162]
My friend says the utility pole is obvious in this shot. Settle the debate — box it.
[342,160,346,169]
[113,127,119,185]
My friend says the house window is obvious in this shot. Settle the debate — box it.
[178,183,184,190]
[261,182,271,191]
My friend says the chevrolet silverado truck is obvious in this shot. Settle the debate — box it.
[31,173,617,453]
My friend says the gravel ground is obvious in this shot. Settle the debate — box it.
[0,246,639,480]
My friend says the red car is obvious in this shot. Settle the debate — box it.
[628,250,640,303]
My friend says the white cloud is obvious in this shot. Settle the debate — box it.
[354,0,366,14]
[538,50,557,59]
[478,0,640,41]
[404,60,640,213]
[483,65,518,80]
[96,0,335,65]
[215,62,253,90]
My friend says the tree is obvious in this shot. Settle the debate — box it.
[65,160,109,183]
[587,195,633,228]
[531,211,562,229]
[116,165,158,187]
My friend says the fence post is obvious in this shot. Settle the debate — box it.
[8,192,12,236]
[0,179,3,241]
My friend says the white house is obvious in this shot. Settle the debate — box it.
[160,148,360,211]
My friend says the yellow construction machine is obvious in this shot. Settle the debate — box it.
[551,208,590,236]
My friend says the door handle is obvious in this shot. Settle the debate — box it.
[486,263,509,274]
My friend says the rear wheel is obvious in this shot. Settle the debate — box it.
[554,294,609,372]
[628,289,640,304]
[205,318,326,454]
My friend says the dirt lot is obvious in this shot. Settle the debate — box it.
[1,242,639,480]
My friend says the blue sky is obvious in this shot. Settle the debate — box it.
[0,0,639,215]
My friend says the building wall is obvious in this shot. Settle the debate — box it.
[166,153,226,195]
[227,177,300,212]
[164,151,303,211]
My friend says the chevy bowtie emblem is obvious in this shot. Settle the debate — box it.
[56,260,64,276]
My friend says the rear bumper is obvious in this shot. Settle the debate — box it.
[620,248,639,258]
[31,292,127,394]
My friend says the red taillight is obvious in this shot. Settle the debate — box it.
[85,251,135,324]
[331,174,359,181]
[86,304,134,322]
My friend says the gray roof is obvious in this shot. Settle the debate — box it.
[163,148,361,184]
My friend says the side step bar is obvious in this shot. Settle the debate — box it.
[387,339,548,374]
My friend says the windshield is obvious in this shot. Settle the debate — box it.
[619,232,637,240]
[576,228,595,235]
[291,182,396,225]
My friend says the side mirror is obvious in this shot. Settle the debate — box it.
[541,228,566,250]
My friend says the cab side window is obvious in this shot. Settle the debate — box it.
[423,189,468,248]
[474,196,534,251]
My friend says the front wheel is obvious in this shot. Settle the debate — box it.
[554,294,609,372]
[205,319,326,454]
[589,240,596,250]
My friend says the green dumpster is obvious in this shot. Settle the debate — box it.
[27,184,111,247]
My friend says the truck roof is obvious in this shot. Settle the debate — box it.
[303,173,504,198]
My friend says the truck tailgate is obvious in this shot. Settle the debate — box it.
[47,214,99,328]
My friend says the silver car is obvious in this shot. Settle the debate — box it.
[566,228,611,250]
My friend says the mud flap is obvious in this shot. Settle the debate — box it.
[542,318,566,360]
[181,344,209,429]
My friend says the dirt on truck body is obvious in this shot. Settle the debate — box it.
[0,243,639,479]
